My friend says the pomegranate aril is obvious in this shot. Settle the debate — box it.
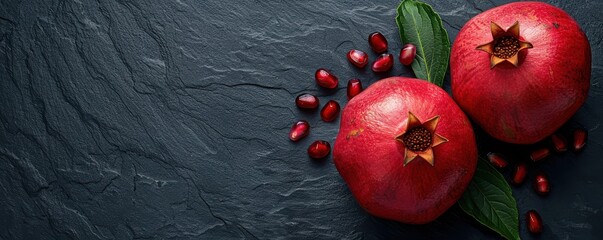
[320,100,340,122]
[399,43,417,66]
[573,128,587,152]
[347,79,363,100]
[526,210,543,234]
[315,68,339,89]
[368,32,388,53]
[550,133,568,152]
[289,120,310,142]
[512,162,527,185]
[487,152,508,168]
[533,172,550,196]
[530,148,550,162]
[372,53,394,73]
[295,93,319,110]
[307,140,331,159]
[347,49,369,68]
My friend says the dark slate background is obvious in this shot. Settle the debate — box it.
[0,0,601,239]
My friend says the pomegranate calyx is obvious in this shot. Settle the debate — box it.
[476,21,533,68]
[395,112,448,166]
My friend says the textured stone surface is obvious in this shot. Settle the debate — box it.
[0,0,601,239]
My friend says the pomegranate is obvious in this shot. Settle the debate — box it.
[347,49,369,68]
[451,2,591,144]
[368,32,388,53]
[333,77,477,224]
[372,53,394,73]
[308,140,331,159]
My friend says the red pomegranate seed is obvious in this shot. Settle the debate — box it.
[573,128,587,152]
[487,152,508,168]
[307,140,331,159]
[372,53,394,73]
[320,100,340,122]
[533,172,550,196]
[315,68,339,89]
[347,49,369,68]
[289,120,310,142]
[530,148,550,162]
[526,210,543,234]
[368,32,388,53]
[295,93,320,110]
[399,43,417,66]
[347,79,363,100]
[550,133,568,152]
[512,162,528,185]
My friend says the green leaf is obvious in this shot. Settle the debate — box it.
[395,0,450,87]
[459,158,520,240]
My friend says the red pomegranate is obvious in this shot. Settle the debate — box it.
[333,77,477,224]
[451,2,591,144]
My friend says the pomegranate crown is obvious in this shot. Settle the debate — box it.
[395,112,448,166]
[476,21,533,68]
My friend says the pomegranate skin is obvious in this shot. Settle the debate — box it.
[451,2,591,144]
[333,77,477,224]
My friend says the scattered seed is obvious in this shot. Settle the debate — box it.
[530,148,550,162]
[487,152,508,168]
[573,128,587,152]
